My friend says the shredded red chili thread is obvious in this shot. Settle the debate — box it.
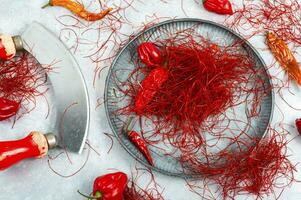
[47,103,90,178]
[118,33,265,153]
[55,2,172,89]
[111,26,295,199]
[47,142,90,178]
[184,129,296,199]
[124,167,165,200]
[0,52,51,119]
[225,0,301,47]
[103,132,115,154]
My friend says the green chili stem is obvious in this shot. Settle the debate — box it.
[77,190,102,200]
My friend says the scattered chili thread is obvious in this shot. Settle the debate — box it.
[58,102,79,164]
[47,142,90,178]
[103,132,115,154]
[0,52,51,119]
[47,102,90,178]
[124,167,165,200]
[48,151,65,160]
[86,140,101,157]
[225,0,301,47]
[55,2,172,85]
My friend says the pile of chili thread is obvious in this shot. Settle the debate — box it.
[115,28,295,199]
[183,129,295,199]
[0,52,50,119]
[120,31,266,152]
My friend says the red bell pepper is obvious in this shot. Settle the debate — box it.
[0,97,20,121]
[203,0,233,15]
[78,172,128,200]
[134,67,169,115]
[137,42,163,67]
[296,118,301,135]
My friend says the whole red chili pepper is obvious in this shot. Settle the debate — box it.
[0,97,20,121]
[137,42,163,67]
[42,0,113,22]
[134,67,169,115]
[203,0,233,15]
[78,172,128,200]
[296,118,301,135]
[128,130,154,166]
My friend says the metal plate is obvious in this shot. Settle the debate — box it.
[104,19,274,177]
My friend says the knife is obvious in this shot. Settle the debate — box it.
[0,22,90,171]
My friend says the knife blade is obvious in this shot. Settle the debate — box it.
[0,22,90,171]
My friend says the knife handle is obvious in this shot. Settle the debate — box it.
[0,132,56,171]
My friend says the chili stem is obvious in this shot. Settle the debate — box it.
[77,190,102,200]
[41,2,51,9]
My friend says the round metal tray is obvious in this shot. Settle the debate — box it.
[104,19,274,177]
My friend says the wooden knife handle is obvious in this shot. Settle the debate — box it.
[0,132,49,171]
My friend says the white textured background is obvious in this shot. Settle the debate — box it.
[0,0,301,199]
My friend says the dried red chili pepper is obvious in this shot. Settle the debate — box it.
[296,119,301,135]
[137,42,163,67]
[267,32,301,85]
[0,97,20,121]
[0,34,16,60]
[42,0,113,22]
[203,0,233,15]
[78,172,128,200]
[134,67,169,115]
[128,130,154,166]
[123,118,154,166]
